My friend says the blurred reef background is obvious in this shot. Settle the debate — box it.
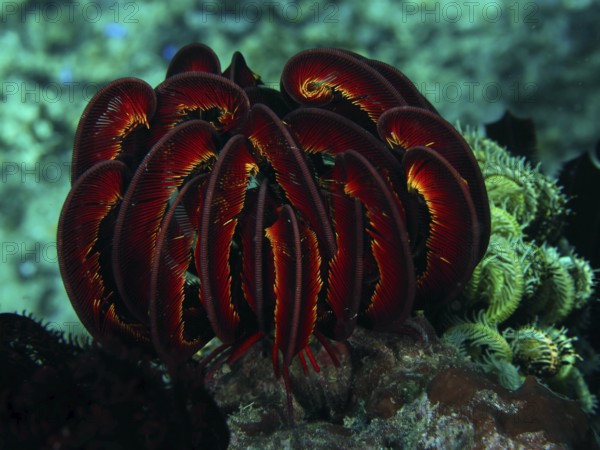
[1,0,599,447]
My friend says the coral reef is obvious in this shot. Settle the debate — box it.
[4,312,597,448]
[207,321,598,449]
[440,132,598,413]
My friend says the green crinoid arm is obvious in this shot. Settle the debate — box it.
[442,314,513,363]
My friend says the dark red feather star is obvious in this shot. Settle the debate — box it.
[57,43,490,421]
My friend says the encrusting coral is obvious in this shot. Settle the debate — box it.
[440,131,598,413]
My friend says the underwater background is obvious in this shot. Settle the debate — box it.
[1,0,598,339]
[1,0,599,447]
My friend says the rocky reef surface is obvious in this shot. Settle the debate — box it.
[2,0,599,328]
[2,313,597,449]
[206,320,598,449]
